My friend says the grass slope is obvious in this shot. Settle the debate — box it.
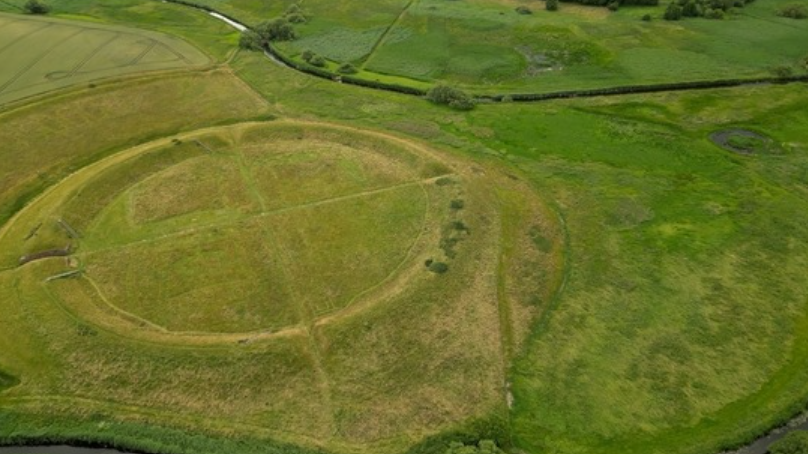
[0,69,269,230]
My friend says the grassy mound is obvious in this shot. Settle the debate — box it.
[0,120,561,452]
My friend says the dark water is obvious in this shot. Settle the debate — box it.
[729,418,808,454]
[2,420,807,454]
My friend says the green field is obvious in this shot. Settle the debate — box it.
[190,0,808,92]
[0,12,211,105]
[1,2,808,454]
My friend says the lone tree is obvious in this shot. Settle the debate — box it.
[23,0,50,14]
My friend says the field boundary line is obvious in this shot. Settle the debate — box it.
[0,28,85,94]
[359,0,418,69]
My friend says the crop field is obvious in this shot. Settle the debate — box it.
[1,2,808,454]
[0,12,211,106]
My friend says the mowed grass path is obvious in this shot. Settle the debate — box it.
[0,12,210,106]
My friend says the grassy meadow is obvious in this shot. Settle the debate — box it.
[186,0,808,93]
[0,2,807,454]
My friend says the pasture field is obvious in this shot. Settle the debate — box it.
[0,3,807,454]
[0,12,211,106]
[233,49,808,454]
[190,0,808,92]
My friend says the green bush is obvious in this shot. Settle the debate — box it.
[301,50,315,62]
[451,199,465,210]
[607,1,619,10]
[515,5,533,14]
[239,30,263,51]
[770,431,808,454]
[338,63,358,74]
[445,440,505,454]
[255,18,297,42]
[704,7,724,18]
[426,85,476,110]
[23,0,50,14]
[310,55,326,67]
[428,261,449,274]
[778,3,807,19]
[664,2,683,19]
[771,65,795,78]
[546,0,559,10]
[642,13,653,20]
[286,12,307,23]
[682,0,702,16]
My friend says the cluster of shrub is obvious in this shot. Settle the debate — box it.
[661,0,752,20]
[239,4,307,50]
[426,85,476,110]
[540,0,657,12]
[778,3,807,19]
[23,0,50,14]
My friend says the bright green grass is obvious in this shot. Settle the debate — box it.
[195,0,808,92]
[233,50,808,454]
[0,12,211,106]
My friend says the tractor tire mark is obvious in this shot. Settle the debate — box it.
[69,32,121,76]
[0,27,85,94]
[155,41,192,65]
[0,22,52,55]
[127,39,157,66]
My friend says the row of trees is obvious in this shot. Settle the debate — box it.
[664,0,753,20]
[553,0,659,8]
